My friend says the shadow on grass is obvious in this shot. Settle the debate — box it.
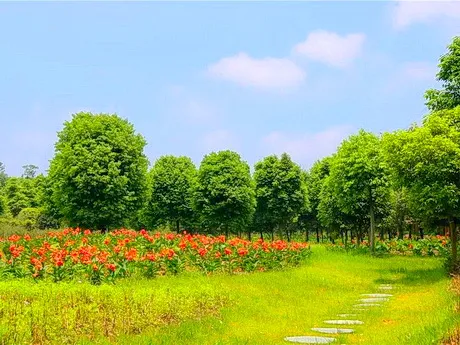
[373,267,447,286]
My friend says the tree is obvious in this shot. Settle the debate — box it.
[253,153,307,241]
[328,130,389,252]
[304,156,333,242]
[146,155,197,232]
[4,177,30,217]
[383,106,460,264]
[0,162,7,188]
[48,112,149,230]
[425,36,460,111]
[193,150,255,238]
[22,165,38,179]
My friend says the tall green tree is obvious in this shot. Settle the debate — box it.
[193,150,255,238]
[383,106,460,263]
[304,156,333,242]
[425,36,460,111]
[328,130,389,252]
[48,112,149,230]
[253,153,307,241]
[146,155,197,232]
[4,177,30,217]
[22,165,39,179]
[0,162,7,188]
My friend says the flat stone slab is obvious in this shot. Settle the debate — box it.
[361,293,393,297]
[284,336,336,344]
[337,314,357,317]
[324,320,364,325]
[311,327,354,334]
[379,286,393,290]
[353,303,381,307]
[359,298,389,303]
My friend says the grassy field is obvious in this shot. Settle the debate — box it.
[0,245,457,345]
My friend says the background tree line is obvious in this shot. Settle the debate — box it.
[0,36,459,263]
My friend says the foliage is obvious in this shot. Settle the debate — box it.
[253,153,307,238]
[327,130,389,251]
[425,36,460,112]
[146,156,197,232]
[4,177,32,217]
[326,235,450,257]
[194,151,255,236]
[21,164,38,179]
[0,162,7,188]
[48,112,149,230]
[383,107,460,263]
[0,228,311,283]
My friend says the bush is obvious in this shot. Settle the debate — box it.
[17,207,41,230]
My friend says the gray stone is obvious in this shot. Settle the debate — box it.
[337,314,357,317]
[361,294,393,297]
[324,320,364,325]
[284,336,336,344]
[311,328,354,334]
[359,298,389,303]
[353,303,381,307]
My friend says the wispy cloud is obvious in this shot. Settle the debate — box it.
[201,129,240,153]
[293,30,366,68]
[207,53,305,91]
[262,125,355,168]
[392,0,460,30]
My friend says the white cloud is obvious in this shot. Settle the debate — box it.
[393,0,460,29]
[201,129,240,152]
[293,30,366,68]
[401,61,436,81]
[207,53,305,90]
[383,61,437,94]
[262,125,354,168]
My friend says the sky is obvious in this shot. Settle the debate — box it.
[1,1,459,176]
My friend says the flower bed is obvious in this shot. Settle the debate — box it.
[0,228,311,283]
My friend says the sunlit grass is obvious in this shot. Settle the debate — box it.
[0,245,456,344]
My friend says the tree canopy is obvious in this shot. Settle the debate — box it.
[48,112,149,230]
[146,155,197,232]
[193,150,255,237]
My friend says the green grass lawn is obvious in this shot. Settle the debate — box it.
[0,246,457,345]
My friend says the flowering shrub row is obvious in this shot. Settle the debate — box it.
[0,228,311,283]
[326,235,450,257]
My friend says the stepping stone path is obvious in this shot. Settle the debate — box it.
[312,327,354,334]
[337,314,357,317]
[324,320,364,325]
[284,283,396,344]
[359,298,389,303]
[284,336,336,344]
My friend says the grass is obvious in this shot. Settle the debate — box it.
[0,245,457,345]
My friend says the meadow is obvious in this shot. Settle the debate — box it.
[0,230,457,345]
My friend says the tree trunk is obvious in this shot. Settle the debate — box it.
[316,228,320,243]
[409,224,412,239]
[388,229,392,240]
[369,202,376,253]
[419,226,424,240]
[450,219,457,264]
[225,226,229,239]
[247,230,251,241]
[305,228,309,242]
[286,229,291,242]
[260,231,264,240]
[345,230,348,245]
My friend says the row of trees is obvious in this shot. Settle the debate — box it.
[0,37,459,262]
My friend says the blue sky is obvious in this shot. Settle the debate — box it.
[1,1,459,176]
